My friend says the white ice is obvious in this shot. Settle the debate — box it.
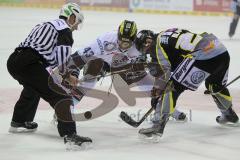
[0,7,240,160]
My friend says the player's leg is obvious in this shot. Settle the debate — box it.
[138,81,184,141]
[123,72,187,121]
[229,5,240,38]
[209,84,238,125]
[7,49,40,133]
[37,67,93,148]
[151,96,187,122]
[9,86,40,133]
[204,52,238,125]
[229,15,239,38]
[7,48,92,148]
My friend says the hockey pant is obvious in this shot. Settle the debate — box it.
[154,51,232,122]
[204,52,232,113]
[7,47,76,137]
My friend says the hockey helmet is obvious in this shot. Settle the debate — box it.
[135,30,155,54]
[117,20,137,49]
[60,3,84,28]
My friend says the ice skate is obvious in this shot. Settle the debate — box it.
[171,110,188,122]
[216,107,239,127]
[64,133,93,151]
[9,121,38,133]
[138,116,168,143]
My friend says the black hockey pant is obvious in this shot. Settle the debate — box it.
[155,52,232,120]
[7,47,76,137]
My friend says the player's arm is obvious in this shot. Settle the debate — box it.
[149,34,172,97]
[55,28,81,86]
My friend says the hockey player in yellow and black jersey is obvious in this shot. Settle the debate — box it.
[134,28,239,141]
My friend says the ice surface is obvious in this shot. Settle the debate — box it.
[0,7,239,160]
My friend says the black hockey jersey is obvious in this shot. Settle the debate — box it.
[154,28,204,71]
[153,28,226,69]
[150,28,227,89]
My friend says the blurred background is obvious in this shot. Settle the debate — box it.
[0,1,240,159]
[0,0,233,16]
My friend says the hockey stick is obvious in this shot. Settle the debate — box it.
[204,75,240,95]
[120,107,155,128]
[224,75,240,88]
[119,77,174,128]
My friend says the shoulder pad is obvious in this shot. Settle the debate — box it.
[48,19,70,31]
[99,31,117,42]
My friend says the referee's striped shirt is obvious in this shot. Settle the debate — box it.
[19,19,78,75]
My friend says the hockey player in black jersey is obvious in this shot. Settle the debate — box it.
[229,0,240,38]
[134,29,239,141]
[7,3,92,149]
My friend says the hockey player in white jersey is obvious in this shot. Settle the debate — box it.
[61,20,186,121]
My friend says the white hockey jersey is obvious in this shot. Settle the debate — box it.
[76,31,142,68]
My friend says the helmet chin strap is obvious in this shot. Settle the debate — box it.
[67,17,79,30]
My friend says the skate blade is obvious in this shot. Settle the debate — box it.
[138,133,162,143]
[219,121,240,127]
[169,117,188,123]
[8,127,37,133]
[65,142,93,151]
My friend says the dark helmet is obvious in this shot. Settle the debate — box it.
[135,30,155,53]
[118,20,137,43]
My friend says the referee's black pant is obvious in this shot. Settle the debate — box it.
[7,47,76,137]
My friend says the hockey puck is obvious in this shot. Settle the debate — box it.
[84,111,92,119]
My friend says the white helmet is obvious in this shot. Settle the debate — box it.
[59,3,84,29]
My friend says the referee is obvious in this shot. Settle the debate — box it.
[7,3,92,148]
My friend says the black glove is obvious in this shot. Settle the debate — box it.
[151,97,159,109]
[131,61,146,72]
[147,62,165,77]
[151,87,164,98]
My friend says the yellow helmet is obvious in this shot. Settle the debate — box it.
[118,20,137,43]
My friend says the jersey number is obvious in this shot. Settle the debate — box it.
[174,32,202,51]
[83,47,94,57]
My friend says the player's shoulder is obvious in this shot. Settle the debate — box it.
[128,43,140,53]
[97,31,118,43]
[48,19,70,31]
[164,28,190,33]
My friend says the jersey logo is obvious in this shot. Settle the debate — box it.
[111,54,129,67]
[172,58,194,81]
[97,39,104,55]
[191,71,206,84]
[49,19,69,30]
[181,66,210,91]
[104,41,117,51]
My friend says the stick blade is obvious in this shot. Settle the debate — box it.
[120,111,139,128]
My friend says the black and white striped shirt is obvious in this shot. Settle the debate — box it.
[19,19,74,75]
